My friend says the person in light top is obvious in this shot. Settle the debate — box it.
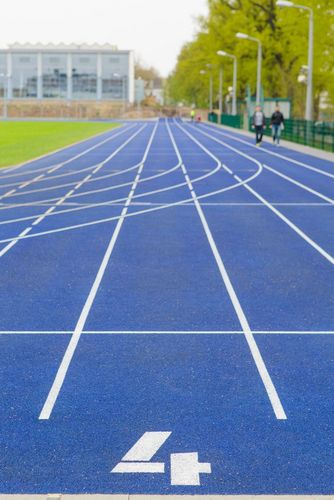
[252,105,266,146]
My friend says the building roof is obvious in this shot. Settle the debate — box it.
[2,43,129,52]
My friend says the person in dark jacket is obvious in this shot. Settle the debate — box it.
[252,105,266,146]
[270,105,285,146]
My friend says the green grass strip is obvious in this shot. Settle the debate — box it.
[0,121,120,168]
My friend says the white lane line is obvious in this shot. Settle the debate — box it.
[39,122,158,420]
[0,125,149,246]
[93,165,101,174]
[18,181,33,189]
[0,330,333,335]
[201,122,334,180]
[184,122,264,174]
[190,123,334,266]
[55,189,75,207]
[1,189,17,199]
[0,165,265,245]
[233,174,334,266]
[263,164,334,204]
[0,124,133,179]
[0,123,137,182]
[0,227,32,257]
[32,206,56,226]
[74,174,92,190]
[0,202,330,228]
[0,164,102,191]
[3,129,149,200]
[168,120,287,420]
[19,174,45,190]
[47,164,62,174]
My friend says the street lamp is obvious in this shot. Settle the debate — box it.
[217,50,238,115]
[276,0,314,121]
[218,66,223,116]
[206,64,214,113]
[200,69,213,113]
[236,32,262,105]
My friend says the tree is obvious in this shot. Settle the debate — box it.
[167,0,334,119]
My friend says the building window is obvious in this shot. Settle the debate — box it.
[42,54,67,98]
[101,53,128,100]
[12,53,38,98]
[0,54,6,98]
[72,53,97,99]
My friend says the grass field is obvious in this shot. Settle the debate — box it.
[0,120,119,168]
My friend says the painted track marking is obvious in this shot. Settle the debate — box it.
[168,120,287,420]
[0,124,148,256]
[200,122,334,180]
[39,122,159,420]
[191,123,334,267]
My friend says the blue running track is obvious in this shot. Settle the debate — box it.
[0,119,333,495]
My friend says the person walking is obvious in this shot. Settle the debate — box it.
[191,109,196,122]
[270,105,285,146]
[252,105,266,146]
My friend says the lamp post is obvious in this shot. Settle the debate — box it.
[236,32,262,105]
[218,66,223,116]
[201,64,223,115]
[200,69,211,112]
[276,0,314,121]
[206,64,214,113]
[217,50,238,115]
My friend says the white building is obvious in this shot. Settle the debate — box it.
[0,43,135,103]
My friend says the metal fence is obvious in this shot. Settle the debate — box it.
[208,112,218,124]
[264,119,334,151]
[250,118,334,152]
[221,114,244,129]
[208,113,243,128]
[208,113,334,152]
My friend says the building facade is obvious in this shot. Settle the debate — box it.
[0,43,135,103]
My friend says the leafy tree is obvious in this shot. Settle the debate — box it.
[167,0,334,119]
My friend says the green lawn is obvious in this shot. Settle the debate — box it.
[0,121,120,168]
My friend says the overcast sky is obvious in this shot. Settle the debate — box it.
[2,0,208,76]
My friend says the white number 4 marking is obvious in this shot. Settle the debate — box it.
[111,431,211,486]
[112,431,171,474]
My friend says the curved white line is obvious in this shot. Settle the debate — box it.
[0,121,263,233]
[182,121,263,173]
[200,122,334,180]
[5,151,181,199]
[0,157,220,224]
[0,163,263,243]
[0,163,99,190]
[195,122,334,266]
[0,123,137,182]
[0,143,221,212]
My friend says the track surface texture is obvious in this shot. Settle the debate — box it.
[0,119,333,496]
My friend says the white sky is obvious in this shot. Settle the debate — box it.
[2,0,208,76]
